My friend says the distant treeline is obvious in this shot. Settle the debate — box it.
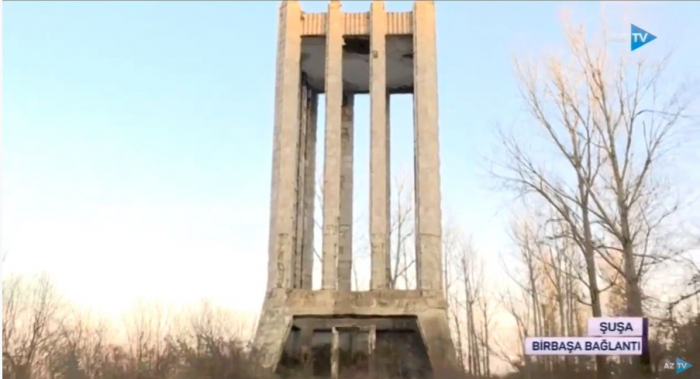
[2,272,698,379]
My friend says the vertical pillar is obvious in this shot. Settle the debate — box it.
[295,84,317,290]
[384,95,392,285]
[331,328,340,379]
[294,83,309,289]
[267,0,302,290]
[368,326,377,379]
[322,0,344,290]
[301,93,318,290]
[413,1,442,291]
[369,0,391,290]
[300,326,314,376]
[338,94,354,291]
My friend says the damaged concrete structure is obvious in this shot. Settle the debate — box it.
[253,1,455,377]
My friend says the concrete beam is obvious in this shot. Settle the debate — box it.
[369,0,391,290]
[413,0,443,291]
[267,0,302,290]
[322,0,344,290]
[338,94,354,292]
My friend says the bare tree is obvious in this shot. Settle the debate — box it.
[459,238,483,377]
[493,18,696,377]
[497,209,599,378]
[312,170,373,291]
[495,287,533,376]
[389,174,415,289]
[45,308,111,379]
[443,221,465,370]
[476,288,495,378]
[2,273,63,379]
[443,230,493,378]
[495,37,611,372]
[123,299,173,378]
[566,28,693,327]
[315,169,416,291]
[172,300,260,379]
[2,274,273,379]
[185,300,251,346]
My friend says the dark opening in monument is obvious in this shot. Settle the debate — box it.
[300,35,414,94]
[278,326,301,370]
[312,330,333,376]
[276,316,431,379]
[337,327,371,378]
[301,36,326,93]
[343,37,370,55]
[386,35,414,94]
[375,330,431,378]
[343,36,370,94]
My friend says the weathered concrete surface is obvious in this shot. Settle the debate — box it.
[267,0,302,291]
[293,84,309,290]
[253,289,457,372]
[301,93,318,290]
[322,0,344,291]
[370,0,391,291]
[256,1,456,376]
[413,0,443,292]
[300,35,414,94]
[301,10,412,37]
[338,94,354,292]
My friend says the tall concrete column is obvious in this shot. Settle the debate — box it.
[384,96,392,284]
[331,328,340,379]
[413,0,442,291]
[294,83,309,289]
[267,0,302,290]
[301,92,318,290]
[369,0,391,290]
[338,93,354,292]
[322,0,344,290]
[293,84,317,290]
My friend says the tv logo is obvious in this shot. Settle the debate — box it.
[631,24,657,51]
[664,357,693,375]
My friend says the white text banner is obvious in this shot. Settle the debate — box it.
[587,317,645,337]
[525,337,643,356]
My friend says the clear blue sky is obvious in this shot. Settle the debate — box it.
[3,1,699,317]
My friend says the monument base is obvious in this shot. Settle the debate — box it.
[252,289,457,379]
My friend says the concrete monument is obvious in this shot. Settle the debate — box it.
[253,1,455,377]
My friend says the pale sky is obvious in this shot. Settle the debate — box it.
[3,0,699,331]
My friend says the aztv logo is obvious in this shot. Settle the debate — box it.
[664,357,693,375]
[631,24,657,51]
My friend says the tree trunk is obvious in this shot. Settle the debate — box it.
[581,195,609,379]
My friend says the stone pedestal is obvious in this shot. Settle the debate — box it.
[253,289,456,378]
